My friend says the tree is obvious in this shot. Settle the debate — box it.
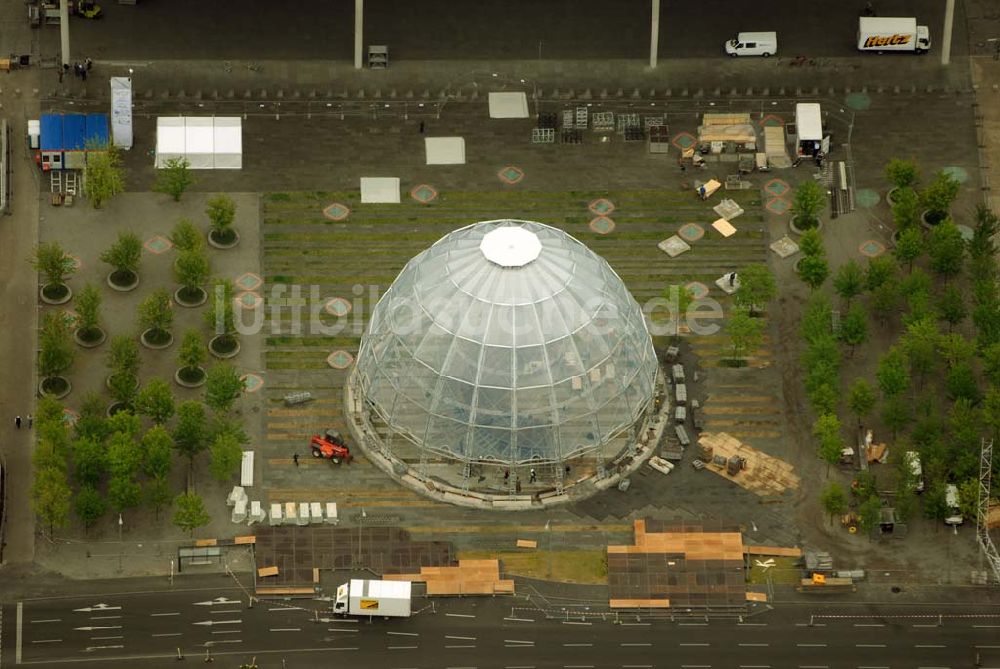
[938,333,975,368]
[75,484,106,531]
[798,229,824,258]
[957,479,980,522]
[173,401,209,465]
[76,392,109,441]
[791,180,825,230]
[32,466,72,535]
[927,219,965,279]
[797,255,829,290]
[39,311,76,382]
[848,378,876,428]
[174,247,210,303]
[969,204,998,263]
[83,142,125,208]
[833,260,864,306]
[892,227,924,272]
[884,158,919,190]
[74,283,104,344]
[209,430,243,482]
[206,195,238,245]
[177,329,207,384]
[142,425,174,479]
[32,241,75,297]
[146,476,173,519]
[890,186,921,231]
[733,264,776,316]
[820,481,848,525]
[858,495,883,536]
[106,410,141,440]
[205,279,239,354]
[107,335,140,407]
[882,395,912,439]
[72,437,106,487]
[983,341,1000,387]
[923,482,950,522]
[838,303,869,354]
[138,288,174,345]
[901,317,939,388]
[813,413,844,475]
[100,230,142,287]
[108,475,142,513]
[920,171,961,225]
[155,157,195,202]
[937,284,967,331]
[170,218,203,252]
[173,492,211,536]
[136,378,176,424]
[945,362,982,403]
[869,278,900,327]
[106,430,142,480]
[865,255,898,291]
[876,347,910,398]
[204,363,244,414]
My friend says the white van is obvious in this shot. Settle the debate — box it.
[944,484,963,526]
[725,32,778,58]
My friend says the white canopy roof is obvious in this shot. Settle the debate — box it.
[424,137,466,165]
[155,117,242,169]
[795,103,823,142]
[488,92,529,119]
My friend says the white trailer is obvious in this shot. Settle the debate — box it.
[857,17,930,54]
[944,484,963,526]
[794,103,825,157]
[334,579,412,618]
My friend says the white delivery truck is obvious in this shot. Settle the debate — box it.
[334,579,412,618]
[903,451,925,493]
[857,17,930,54]
[944,484,963,526]
[724,32,778,58]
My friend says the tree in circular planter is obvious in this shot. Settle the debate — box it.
[39,311,76,397]
[74,283,106,347]
[927,218,965,280]
[919,171,961,226]
[790,180,825,231]
[884,158,919,204]
[176,329,207,387]
[106,334,141,410]
[100,230,142,290]
[32,241,76,303]
[138,289,174,348]
[136,378,176,425]
[890,186,920,233]
[205,279,240,357]
[206,195,239,248]
[154,157,195,202]
[173,246,211,307]
[796,229,830,290]
[170,218,203,253]
[204,362,245,416]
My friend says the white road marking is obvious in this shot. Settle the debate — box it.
[74,604,121,613]
[152,633,182,638]
[446,645,476,649]
[915,645,946,648]
[269,607,305,612]
[83,644,124,652]
[211,631,241,635]
[193,620,241,627]
[31,639,62,644]
[854,623,885,628]
[445,613,475,618]
[16,602,23,665]
[680,642,710,647]
[912,624,938,628]
[269,628,301,632]
[211,609,243,614]
[974,625,1000,628]
[91,635,124,640]
[738,623,767,626]
[680,622,708,626]
[151,612,181,617]
[389,646,419,650]
[73,626,122,631]
[388,632,419,636]
[620,622,650,627]
[680,665,711,668]
[620,643,652,647]
[328,628,359,633]
[976,644,1000,648]
[561,621,592,626]
[794,623,826,627]
[504,640,534,645]
[90,615,122,620]
[563,643,593,647]
[446,635,477,640]
[504,617,534,623]
[797,643,827,647]
[856,644,886,648]
[739,643,769,647]
[193,597,241,607]
[30,619,61,624]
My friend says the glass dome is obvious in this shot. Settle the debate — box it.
[354,219,658,466]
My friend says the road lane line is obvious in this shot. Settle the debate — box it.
[504,617,534,623]
[211,609,243,614]
[974,625,1000,628]
[680,622,707,626]
[563,643,593,647]
[31,639,63,644]
[269,628,301,632]
[915,645,945,648]
[794,623,825,627]
[854,623,885,627]
[151,612,181,617]
[976,644,1000,648]
[856,644,886,648]
[152,633,182,638]
[90,616,122,620]
[445,613,475,618]
[29,619,61,624]
[387,632,419,636]
[680,642,710,647]
[620,643,652,647]
[620,623,650,627]
[328,628,358,633]
[504,640,533,644]
[388,646,419,650]
[446,645,476,649]
[211,631,241,635]
[16,601,22,665]
[912,624,938,628]
[797,643,827,647]
[738,643,769,647]
[91,636,124,640]
[561,621,592,626]
[268,607,305,612]
[738,623,766,626]
[446,635,476,640]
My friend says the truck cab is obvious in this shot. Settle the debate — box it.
[915,25,931,53]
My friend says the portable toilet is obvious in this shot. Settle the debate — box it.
[27,119,40,150]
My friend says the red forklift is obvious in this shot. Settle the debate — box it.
[310,429,352,464]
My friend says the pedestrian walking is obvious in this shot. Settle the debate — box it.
[503,469,510,483]
[419,121,425,134]
[529,468,537,484]
[15,416,21,429]
[84,57,93,71]
[80,67,87,82]
[293,453,300,467]
[27,415,33,429]
[58,67,64,83]
[515,477,521,493]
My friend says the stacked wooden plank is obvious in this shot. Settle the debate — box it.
[697,432,800,497]
[383,559,515,596]
[745,545,802,558]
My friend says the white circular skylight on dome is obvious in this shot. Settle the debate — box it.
[479,226,542,267]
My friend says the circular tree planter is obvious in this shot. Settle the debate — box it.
[789,217,823,235]
[208,334,241,359]
[40,283,72,305]
[208,229,240,250]
[74,327,107,348]
[886,187,900,207]
[105,374,140,393]
[174,286,208,308]
[140,328,174,350]
[107,270,139,292]
[106,402,130,417]
[921,209,947,230]
[174,366,207,388]
[39,376,72,399]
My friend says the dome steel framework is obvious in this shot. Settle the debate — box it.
[352,219,658,488]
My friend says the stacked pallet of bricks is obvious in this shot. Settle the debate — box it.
[697,432,800,497]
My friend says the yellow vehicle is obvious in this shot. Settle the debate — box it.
[74,1,103,19]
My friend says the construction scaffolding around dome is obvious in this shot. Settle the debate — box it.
[346,219,665,509]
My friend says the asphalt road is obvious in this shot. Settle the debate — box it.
[7,582,1000,668]
[47,0,969,62]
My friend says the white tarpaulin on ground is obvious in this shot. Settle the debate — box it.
[488,92,529,119]
[154,116,243,169]
[110,77,133,150]
[360,177,400,203]
[424,137,466,165]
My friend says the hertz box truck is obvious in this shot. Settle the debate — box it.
[857,17,930,54]
[334,579,411,618]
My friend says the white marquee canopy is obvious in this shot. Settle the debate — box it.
[155,117,242,169]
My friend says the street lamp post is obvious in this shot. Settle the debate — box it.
[117,513,123,573]
[545,520,552,578]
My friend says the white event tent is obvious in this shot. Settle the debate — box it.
[155,117,243,169]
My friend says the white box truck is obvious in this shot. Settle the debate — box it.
[903,451,925,493]
[334,579,411,618]
[944,484,963,526]
[857,17,930,54]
